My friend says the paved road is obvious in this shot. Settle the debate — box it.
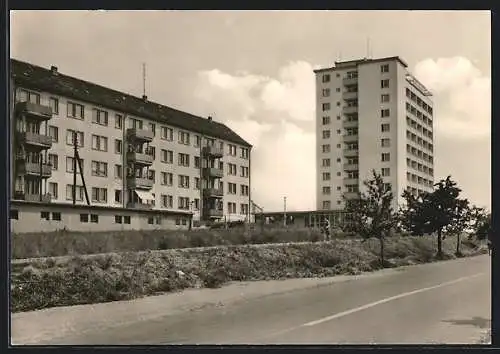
[12,255,490,345]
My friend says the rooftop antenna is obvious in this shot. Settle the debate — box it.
[142,62,146,98]
[366,37,373,59]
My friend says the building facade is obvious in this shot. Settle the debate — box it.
[314,56,434,211]
[10,59,252,232]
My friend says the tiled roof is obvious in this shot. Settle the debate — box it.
[10,59,252,147]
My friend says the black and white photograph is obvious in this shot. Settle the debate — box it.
[8,10,491,345]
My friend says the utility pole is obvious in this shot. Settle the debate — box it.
[283,196,287,227]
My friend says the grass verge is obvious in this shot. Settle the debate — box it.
[11,235,487,313]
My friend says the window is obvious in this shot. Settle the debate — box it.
[382,168,390,177]
[115,165,122,179]
[193,135,201,147]
[48,154,58,170]
[67,102,85,119]
[194,156,201,168]
[129,117,143,129]
[149,170,156,181]
[66,157,84,173]
[322,130,331,139]
[381,138,390,148]
[381,109,390,118]
[66,185,85,201]
[228,144,237,156]
[91,135,108,152]
[322,116,330,125]
[240,166,249,178]
[124,216,131,224]
[322,144,330,153]
[49,97,59,115]
[18,89,40,104]
[178,131,190,145]
[90,214,99,223]
[91,161,108,177]
[322,74,331,83]
[228,163,237,176]
[381,79,390,89]
[115,215,123,224]
[148,216,154,225]
[92,109,108,126]
[48,182,58,199]
[178,153,190,167]
[322,103,331,111]
[322,158,331,167]
[178,175,190,188]
[40,211,50,220]
[336,87,341,92]
[66,130,84,147]
[322,186,331,195]
[381,153,391,162]
[115,114,123,129]
[91,187,107,203]
[322,201,331,210]
[80,214,89,223]
[194,199,200,210]
[194,177,200,190]
[48,126,59,142]
[240,185,249,196]
[161,149,173,164]
[322,89,330,97]
[115,190,122,203]
[162,194,174,208]
[178,197,190,210]
[115,139,122,154]
[381,94,390,103]
[161,126,174,141]
[149,123,156,137]
[240,203,249,215]
[241,147,249,159]
[381,64,389,73]
[322,172,331,181]
[161,172,173,186]
[381,124,390,132]
[227,202,237,214]
[228,182,237,194]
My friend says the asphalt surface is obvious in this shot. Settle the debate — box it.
[11,255,490,345]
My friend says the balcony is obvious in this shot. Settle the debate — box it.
[343,177,359,185]
[202,145,224,158]
[15,101,52,121]
[343,191,360,199]
[13,191,52,203]
[342,91,358,100]
[126,202,153,210]
[203,188,224,198]
[127,151,154,166]
[207,209,223,218]
[17,160,52,178]
[17,132,53,150]
[126,128,154,143]
[343,149,359,157]
[342,106,358,115]
[343,134,359,143]
[203,167,224,179]
[343,163,359,171]
[343,77,358,86]
[342,120,358,129]
[126,176,154,190]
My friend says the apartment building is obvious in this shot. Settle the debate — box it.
[314,56,434,211]
[10,59,252,233]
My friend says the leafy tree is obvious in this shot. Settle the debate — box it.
[400,176,468,258]
[342,170,397,266]
[470,207,491,241]
[443,198,471,256]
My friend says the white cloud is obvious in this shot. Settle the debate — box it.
[194,62,317,211]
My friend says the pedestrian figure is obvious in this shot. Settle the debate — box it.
[322,218,331,241]
[487,239,492,256]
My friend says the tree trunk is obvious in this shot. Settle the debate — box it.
[379,236,385,267]
[437,228,443,258]
[455,232,461,256]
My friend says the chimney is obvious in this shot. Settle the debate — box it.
[50,65,58,75]
[142,95,148,101]
[207,116,212,121]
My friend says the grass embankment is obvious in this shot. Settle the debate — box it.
[11,235,486,313]
[11,227,327,259]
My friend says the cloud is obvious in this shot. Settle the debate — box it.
[414,57,490,139]
[194,62,317,211]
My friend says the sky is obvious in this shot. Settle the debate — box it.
[10,10,491,212]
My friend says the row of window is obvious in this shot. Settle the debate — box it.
[322,121,391,140]
[406,172,433,188]
[405,88,433,115]
[406,130,433,152]
[321,64,390,84]
[406,116,433,140]
[17,89,250,159]
[406,158,434,176]
[406,143,434,164]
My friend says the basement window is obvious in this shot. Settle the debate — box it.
[80,214,89,223]
[52,212,61,221]
[175,218,180,225]
[90,214,99,223]
[115,215,123,224]
[124,216,131,224]
[40,211,50,220]
[10,209,18,220]
[148,217,154,225]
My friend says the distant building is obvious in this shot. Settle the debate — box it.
[254,209,347,230]
[314,56,435,211]
[10,59,252,233]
